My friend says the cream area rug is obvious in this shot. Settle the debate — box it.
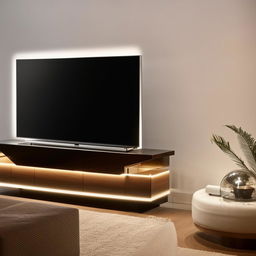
[79,209,177,256]
[79,209,234,256]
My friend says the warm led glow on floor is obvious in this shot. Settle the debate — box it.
[0,182,170,202]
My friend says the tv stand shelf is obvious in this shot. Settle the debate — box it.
[0,140,174,208]
[0,140,174,174]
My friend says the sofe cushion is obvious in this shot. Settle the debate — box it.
[0,196,79,256]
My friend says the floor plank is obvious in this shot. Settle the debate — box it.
[145,207,256,256]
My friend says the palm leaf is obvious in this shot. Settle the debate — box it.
[211,134,250,171]
[226,125,256,173]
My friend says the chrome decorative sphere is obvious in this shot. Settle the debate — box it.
[220,170,256,201]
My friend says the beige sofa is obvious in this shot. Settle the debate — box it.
[0,196,79,256]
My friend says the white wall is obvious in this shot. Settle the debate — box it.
[1,0,256,195]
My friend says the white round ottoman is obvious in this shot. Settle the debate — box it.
[192,189,256,238]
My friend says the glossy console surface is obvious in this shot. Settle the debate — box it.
[0,140,174,174]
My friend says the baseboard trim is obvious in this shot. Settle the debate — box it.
[161,189,192,210]
[161,201,191,210]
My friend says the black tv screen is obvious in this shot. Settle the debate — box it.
[16,56,140,148]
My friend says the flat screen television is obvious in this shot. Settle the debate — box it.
[16,55,141,150]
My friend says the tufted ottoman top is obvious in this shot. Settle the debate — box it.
[192,189,256,234]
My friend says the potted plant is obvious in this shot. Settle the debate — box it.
[212,125,256,201]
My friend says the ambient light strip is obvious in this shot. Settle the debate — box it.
[0,162,169,178]
[0,182,170,202]
[121,170,170,178]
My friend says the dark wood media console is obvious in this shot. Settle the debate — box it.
[0,140,174,209]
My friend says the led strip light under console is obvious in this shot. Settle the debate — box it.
[0,162,170,178]
[0,182,170,202]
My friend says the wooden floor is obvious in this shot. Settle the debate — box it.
[1,191,256,256]
[145,207,256,256]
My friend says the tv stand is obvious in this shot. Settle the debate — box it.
[0,140,174,208]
